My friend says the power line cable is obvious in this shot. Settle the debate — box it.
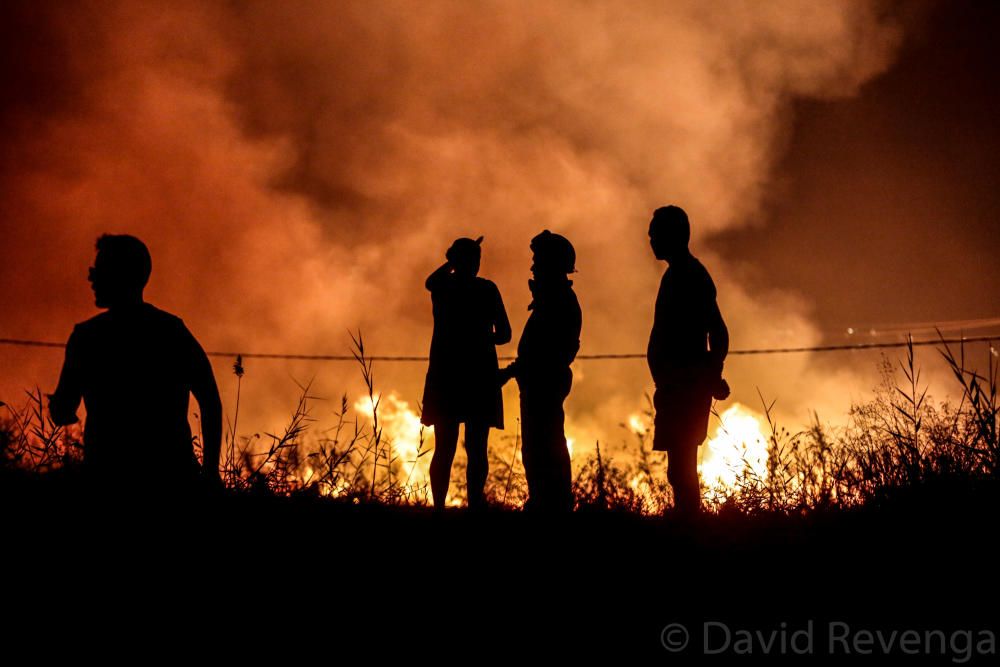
[1,335,996,362]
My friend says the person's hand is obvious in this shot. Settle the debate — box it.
[46,394,80,426]
[497,365,515,387]
[712,378,731,401]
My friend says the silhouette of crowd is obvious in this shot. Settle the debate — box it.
[50,205,728,515]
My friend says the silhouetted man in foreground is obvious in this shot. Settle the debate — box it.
[501,231,581,512]
[49,234,222,491]
[647,206,729,515]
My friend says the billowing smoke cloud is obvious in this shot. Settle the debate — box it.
[0,1,904,454]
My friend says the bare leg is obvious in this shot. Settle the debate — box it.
[464,421,490,509]
[430,421,459,509]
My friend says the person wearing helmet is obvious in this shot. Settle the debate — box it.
[422,236,512,510]
[500,230,582,512]
[647,205,730,516]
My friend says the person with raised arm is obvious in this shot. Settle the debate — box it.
[422,236,511,510]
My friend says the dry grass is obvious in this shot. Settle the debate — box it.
[2,334,996,516]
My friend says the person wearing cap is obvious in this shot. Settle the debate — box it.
[647,205,730,516]
[500,230,582,512]
[49,234,222,492]
[421,236,512,510]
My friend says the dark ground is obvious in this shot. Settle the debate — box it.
[3,469,997,663]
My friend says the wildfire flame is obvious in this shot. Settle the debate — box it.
[700,403,769,492]
[622,401,770,510]
[354,392,431,493]
[346,394,769,508]
[627,414,647,436]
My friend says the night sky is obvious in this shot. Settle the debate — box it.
[714,0,1000,337]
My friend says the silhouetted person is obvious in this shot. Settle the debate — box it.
[422,237,511,510]
[500,231,581,512]
[647,206,729,516]
[48,234,222,491]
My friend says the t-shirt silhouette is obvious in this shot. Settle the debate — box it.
[50,302,215,477]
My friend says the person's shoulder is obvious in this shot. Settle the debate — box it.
[143,305,210,359]
[563,282,582,312]
[73,310,112,339]
[687,255,717,295]
[681,253,709,274]
[475,277,501,294]
[76,311,109,330]
[139,304,203,347]
[141,303,187,328]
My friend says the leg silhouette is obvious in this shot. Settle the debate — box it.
[666,444,700,514]
[520,387,573,512]
[464,421,489,509]
[430,421,459,509]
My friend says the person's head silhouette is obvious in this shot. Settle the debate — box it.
[88,234,152,309]
[446,236,483,278]
[649,205,690,263]
[529,230,575,281]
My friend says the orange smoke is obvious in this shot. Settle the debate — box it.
[0,1,905,465]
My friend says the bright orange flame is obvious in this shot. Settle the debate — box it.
[627,414,647,436]
[700,403,769,491]
[354,392,431,496]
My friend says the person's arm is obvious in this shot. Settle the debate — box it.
[562,299,582,367]
[706,298,729,376]
[425,261,452,292]
[545,300,581,370]
[498,361,517,386]
[492,284,512,346]
[186,328,222,481]
[49,327,84,426]
[647,272,669,386]
[498,296,519,386]
[499,313,518,385]
[506,299,580,383]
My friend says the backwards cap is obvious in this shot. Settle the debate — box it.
[446,236,484,264]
